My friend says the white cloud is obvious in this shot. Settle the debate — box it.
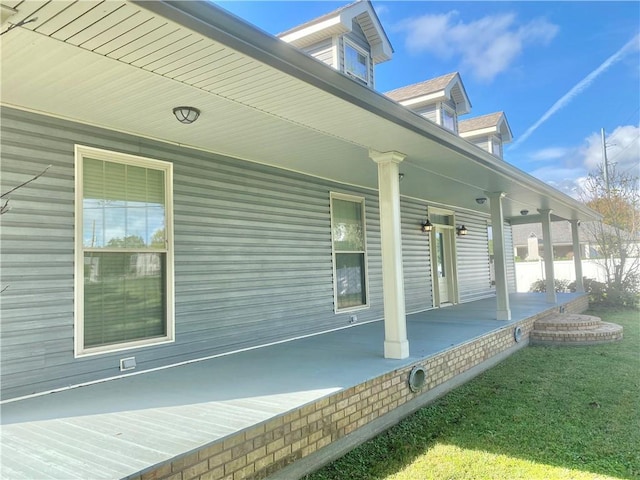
[525,125,639,198]
[581,125,640,176]
[530,147,571,162]
[397,11,558,82]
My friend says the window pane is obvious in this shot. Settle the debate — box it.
[336,253,366,308]
[83,158,166,249]
[332,198,364,251]
[84,252,166,348]
[345,44,368,82]
[443,108,456,131]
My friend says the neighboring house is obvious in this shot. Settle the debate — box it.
[512,221,632,260]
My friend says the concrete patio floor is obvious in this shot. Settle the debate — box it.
[0,293,582,479]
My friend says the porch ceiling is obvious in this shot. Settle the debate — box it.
[0,0,599,223]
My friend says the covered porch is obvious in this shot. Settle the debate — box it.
[1,293,587,480]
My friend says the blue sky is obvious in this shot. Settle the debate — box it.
[215,1,640,198]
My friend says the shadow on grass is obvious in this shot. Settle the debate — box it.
[305,307,640,480]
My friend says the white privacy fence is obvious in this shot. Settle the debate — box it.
[514,259,638,292]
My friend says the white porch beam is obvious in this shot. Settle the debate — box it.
[488,192,511,320]
[539,209,557,303]
[570,220,585,293]
[369,150,409,359]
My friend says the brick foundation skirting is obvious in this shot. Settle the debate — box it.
[129,297,587,480]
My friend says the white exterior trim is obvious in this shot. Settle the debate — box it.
[330,191,370,314]
[74,145,175,357]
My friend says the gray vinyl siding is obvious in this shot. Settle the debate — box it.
[0,107,386,400]
[504,222,517,292]
[455,212,495,303]
[302,38,334,67]
[348,20,369,52]
[401,198,433,313]
[471,137,490,153]
[414,104,438,124]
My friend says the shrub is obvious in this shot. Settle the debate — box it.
[568,276,639,309]
[529,278,571,293]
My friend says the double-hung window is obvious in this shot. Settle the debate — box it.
[75,146,174,356]
[344,39,370,85]
[330,193,368,311]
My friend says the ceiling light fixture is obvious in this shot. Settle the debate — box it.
[172,106,200,124]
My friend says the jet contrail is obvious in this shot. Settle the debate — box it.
[510,33,640,149]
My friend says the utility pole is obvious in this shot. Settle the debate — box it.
[601,127,610,195]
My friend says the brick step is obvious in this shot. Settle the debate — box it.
[534,313,603,331]
[530,322,623,346]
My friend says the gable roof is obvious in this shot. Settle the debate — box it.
[278,0,393,64]
[384,72,471,115]
[458,112,513,143]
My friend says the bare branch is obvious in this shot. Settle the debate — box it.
[0,165,51,200]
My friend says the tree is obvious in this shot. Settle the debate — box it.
[1,166,51,293]
[581,162,640,307]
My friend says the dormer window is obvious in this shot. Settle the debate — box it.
[491,136,502,158]
[344,39,369,84]
[441,105,457,133]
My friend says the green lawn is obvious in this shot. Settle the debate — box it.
[305,308,640,480]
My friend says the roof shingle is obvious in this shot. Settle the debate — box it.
[384,73,458,102]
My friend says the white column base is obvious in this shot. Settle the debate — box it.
[546,290,557,304]
[496,309,512,321]
[384,339,410,359]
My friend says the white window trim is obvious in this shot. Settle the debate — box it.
[330,192,370,313]
[74,145,175,358]
[343,38,370,85]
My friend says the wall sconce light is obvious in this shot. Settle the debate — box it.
[520,210,529,216]
[399,173,405,181]
[456,225,468,236]
[172,106,200,124]
[475,197,487,205]
[421,219,433,233]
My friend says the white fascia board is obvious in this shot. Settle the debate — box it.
[459,127,497,138]
[279,16,347,46]
[398,91,445,108]
[371,41,393,64]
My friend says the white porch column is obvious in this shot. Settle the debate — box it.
[369,150,409,359]
[488,192,511,321]
[570,220,585,293]
[539,209,557,303]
